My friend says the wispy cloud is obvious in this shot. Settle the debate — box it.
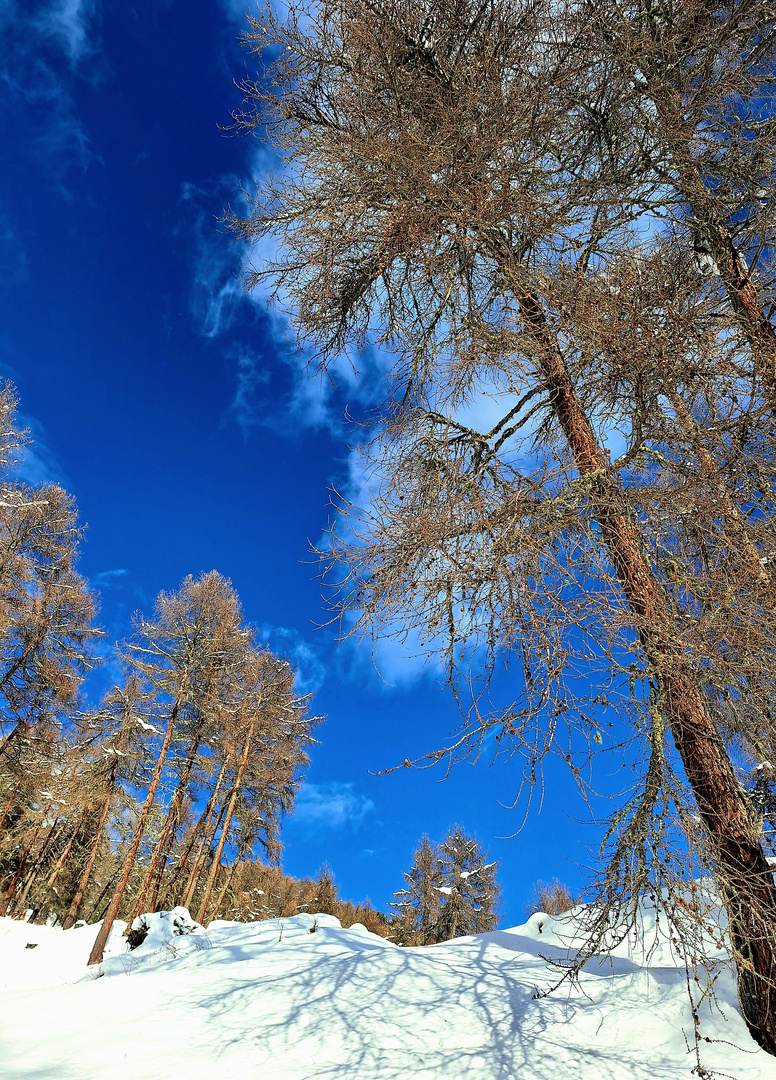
[224,349,270,436]
[34,0,100,66]
[182,182,247,340]
[12,412,69,487]
[91,568,130,586]
[255,623,327,696]
[0,0,102,190]
[292,781,374,830]
[0,213,29,284]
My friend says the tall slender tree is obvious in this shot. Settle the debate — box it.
[87,572,247,965]
[227,0,776,1053]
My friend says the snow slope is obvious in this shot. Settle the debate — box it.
[0,906,773,1080]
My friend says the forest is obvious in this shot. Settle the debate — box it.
[0,382,501,961]
[4,0,776,1069]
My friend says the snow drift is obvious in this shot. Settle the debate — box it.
[0,903,773,1079]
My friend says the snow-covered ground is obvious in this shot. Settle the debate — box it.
[0,905,773,1079]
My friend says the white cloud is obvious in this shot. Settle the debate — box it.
[226,351,270,436]
[184,189,246,340]
[91,568,130,586]
[0,0,101,189]
[12,413,68,487]
[35,0,100,66]
[254,623,326,695]
[292,781,374,829]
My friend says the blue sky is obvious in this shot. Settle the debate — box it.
[0,0,609,925]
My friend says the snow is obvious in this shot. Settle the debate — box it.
[0,902,774,1079]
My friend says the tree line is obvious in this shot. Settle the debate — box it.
[226,0,776,1056]
[191,824,500,946]
[0,386,319,963]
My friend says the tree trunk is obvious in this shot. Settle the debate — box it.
[62,773,116,930]
[210,837,250,922]
[196,722,256,924]
[0,779,21,832]
[643,85,776,417]
[0,815,46,917]
[29,809,88,923]
[129,732,201,920]
[515,281,776,1054]
[87,697,182,965]
[180,757,230,910]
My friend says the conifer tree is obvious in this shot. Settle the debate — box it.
[227,0,776,1052]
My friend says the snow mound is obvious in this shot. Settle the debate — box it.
[0,904,774,1080]
[126,906,205,952]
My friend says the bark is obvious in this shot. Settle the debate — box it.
[0,815,45,917]
[29,808,87,923]
[62,771,116,930]
[0,779,21,832]
[196,721,257,924]
[87,697,182,966]
[129,732,201,920]
[180,757,230,910]
[515,280,776,1054]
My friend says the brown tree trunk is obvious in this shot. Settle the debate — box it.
[0,815,46,917]
[180,757,230,910]
[9,815,66,918]
[210,836,251,922]
[87,698,182,966]
[516,282,776,1054]
[0,780,21,832]
[155,806,208,911]
[62,773,116,930]
[196,722,256,924]
[29,809,87,924]
[129,732,201,920]
[646,90,776,417]
[186,796,230,915]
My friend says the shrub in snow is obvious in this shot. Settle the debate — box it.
[525,880,579,919]
[126,908,205,952]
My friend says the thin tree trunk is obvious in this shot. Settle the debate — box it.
[9,815,66,919]
[156,803,209,911]
[196,722,256,924]
[87,696,183,966]
[180,757,230,910]
[129,732,202,920]
[210,837,250,922]
[29,808,88,924]
[62,772,116,930]
[0,779,21,832]
[0,816,45,917]
[185,797,230,913]
[86,872,118,926]
[514,279,776,1054]
[644,87,776,417]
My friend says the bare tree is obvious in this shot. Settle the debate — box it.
[227,0,776,1054]
[87,572,247,965]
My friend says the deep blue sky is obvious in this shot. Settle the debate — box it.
[0,0,608,925]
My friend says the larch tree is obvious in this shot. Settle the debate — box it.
[391,835,442,946]
[434,827,500,941]
[226,0,776,1054]
[193,650,319,923]
[87,571,247,966]
[392,829,499,943]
